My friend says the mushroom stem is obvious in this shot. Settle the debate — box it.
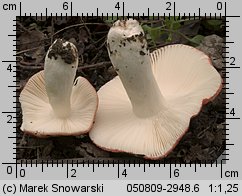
[44,39,78,118]
[107,20,165,118]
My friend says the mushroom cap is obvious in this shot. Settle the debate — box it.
[89,44,222,159]
[20,70,98,137]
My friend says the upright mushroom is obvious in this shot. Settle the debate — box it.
[89,19,222,159]
[20,39,98,137]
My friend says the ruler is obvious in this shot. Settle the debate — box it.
[0,0,241,195]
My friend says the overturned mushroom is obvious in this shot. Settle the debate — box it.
[20,39,98,137]
[89,19,222,159]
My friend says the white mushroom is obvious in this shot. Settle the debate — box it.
[20,39,98,137]
[89,19,222,159]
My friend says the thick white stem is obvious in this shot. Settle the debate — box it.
[107,20,165,118]
[44,39,78,118]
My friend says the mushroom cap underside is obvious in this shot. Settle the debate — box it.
[89,44,222,159]
[20,70,98,137]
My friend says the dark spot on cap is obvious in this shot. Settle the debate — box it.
[126,35,137,42]
[140,51,146,56]
[137,32,145,43]
[120,40,126,47]
[119,45,122,47]
[115,68,119,72]
[47,39,76,64]
[112,40,115,42]
[125,32,145,44]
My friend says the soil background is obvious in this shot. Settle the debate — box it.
[16,16,226,164]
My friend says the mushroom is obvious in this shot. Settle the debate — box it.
[20,39,98,137]
[89,19,222,159]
